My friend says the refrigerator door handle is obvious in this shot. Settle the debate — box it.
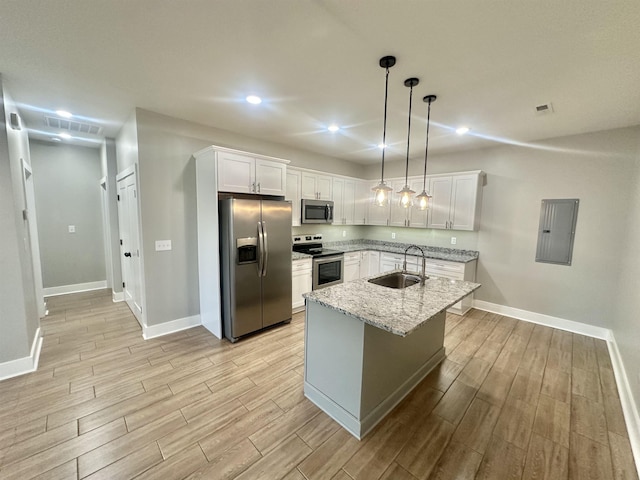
[257,221,265,276]
[262,221,268,277]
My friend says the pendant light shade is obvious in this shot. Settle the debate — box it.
[416,94,437,211]
[372,56,396,207]
[398,77,419,208]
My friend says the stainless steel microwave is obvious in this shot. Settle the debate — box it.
[301,199,334,224]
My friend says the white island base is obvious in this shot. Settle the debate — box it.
[303,300,446,440]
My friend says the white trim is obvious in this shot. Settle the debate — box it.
[112,291,125,303]
[473,299,610,340]
[0,327,43,381]
[142,314,201,340]
[608,332,640,477]
[116,164,136,182]
[44,280,108,297]
[473,299,639,476]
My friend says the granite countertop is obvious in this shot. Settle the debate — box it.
[292,251,312,261]
[303,271,481,336]
[324,239,479,263]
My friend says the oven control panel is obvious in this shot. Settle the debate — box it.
[292,234,322,245]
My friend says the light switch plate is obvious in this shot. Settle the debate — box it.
[155,240,172,251]
[68,225,76,233]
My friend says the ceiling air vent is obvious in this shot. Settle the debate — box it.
[44,116,103,135]
[535,102,554,115]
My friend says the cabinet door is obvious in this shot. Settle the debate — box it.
[408,177,428,228]
[368,251,380,275]
[286,170,301,227]
[366,181,390,226]
[301,172,319,199]
[342,179,356,225]
[255,159,286,196]
[316,175,333,200]
[389,179,409,227]
[449,174,478,231]
[344,262,360,283]
[380,260,397,273]
[427,176,453,229]
[352,181,368,225]
[217,151,255,193]
[332,177,345,224]
[292,260,312,311]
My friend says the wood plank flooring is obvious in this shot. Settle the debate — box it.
[0,289,637,479]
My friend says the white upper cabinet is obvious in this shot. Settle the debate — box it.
[408,177,428,228]
[286,169,302,227]
[427,171,484,231]
[332,177,357,225]
[217,151,287,196]
[353,180,368,225]
[366,181,390,226]
[301,172,332,200]
[388,179,409,227]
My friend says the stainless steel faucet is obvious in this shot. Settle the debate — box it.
[403,245,427,285]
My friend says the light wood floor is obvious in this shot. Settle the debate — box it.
[0,289,637,480]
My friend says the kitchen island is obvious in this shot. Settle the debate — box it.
[302,272,480,439]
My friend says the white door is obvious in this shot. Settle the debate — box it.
[117,168,143,324]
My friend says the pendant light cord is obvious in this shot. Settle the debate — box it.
[380,66,390,183]
[422,98,433,192]
[405,84,414,186]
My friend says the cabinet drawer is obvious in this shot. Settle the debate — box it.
[292,259,312,272]
[425,260,464,279]
[344,252,360,263]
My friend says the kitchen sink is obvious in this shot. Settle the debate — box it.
[368,272,424,289]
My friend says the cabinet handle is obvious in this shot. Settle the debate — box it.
[257,182,261,193]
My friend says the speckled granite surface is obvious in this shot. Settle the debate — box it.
[324,239,478,263]
[303,272,481,336]
[292,251,312,261]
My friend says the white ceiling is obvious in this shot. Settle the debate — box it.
[1,1,639,164]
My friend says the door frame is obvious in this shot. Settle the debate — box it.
[116,164,146,327]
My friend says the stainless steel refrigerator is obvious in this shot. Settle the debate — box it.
[219,198,292,342]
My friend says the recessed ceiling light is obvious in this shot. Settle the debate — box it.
[246,95,262,105]
[58,133,71,139]
[328,125,340,132]
[56,110,73,118]
[455,126,470,135]
[377,143,387,149]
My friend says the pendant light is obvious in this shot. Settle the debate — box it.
[397,77,419,208]
[416,94,437,210]
[372,56,396,207]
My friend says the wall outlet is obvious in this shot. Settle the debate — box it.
[391,232,396,239]
[155,240,172,251]
[342,230,346,237]
[68,225,76,233]
[451,237,457,245]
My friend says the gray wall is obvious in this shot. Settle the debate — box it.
[130,108,366,326]
[30,141,106,288]
[0,79,39,363]
[612,133,640,420]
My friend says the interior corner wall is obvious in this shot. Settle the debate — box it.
[30,141,106,289]
[0,78,38,363]
[362,125,640,329]
[101,138,122,293]
[612,132,640,422]
[131,108,365,327]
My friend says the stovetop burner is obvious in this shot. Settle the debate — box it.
[292,234,344,258]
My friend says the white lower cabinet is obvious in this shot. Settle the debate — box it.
[292,258,312,312]
[425,259,477,315]
[344,252,361,283]
[359,251,380,278]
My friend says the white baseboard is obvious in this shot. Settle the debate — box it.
[43,280,108,297]
[473,299,610,340]
[112,291,125,303]
[0,327,43,381]
[473,299,639,476]
[142,314,201,340]
[607,332,640,477]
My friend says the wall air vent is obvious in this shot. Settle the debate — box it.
[44,116,103,135]
[534,102,554,115]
